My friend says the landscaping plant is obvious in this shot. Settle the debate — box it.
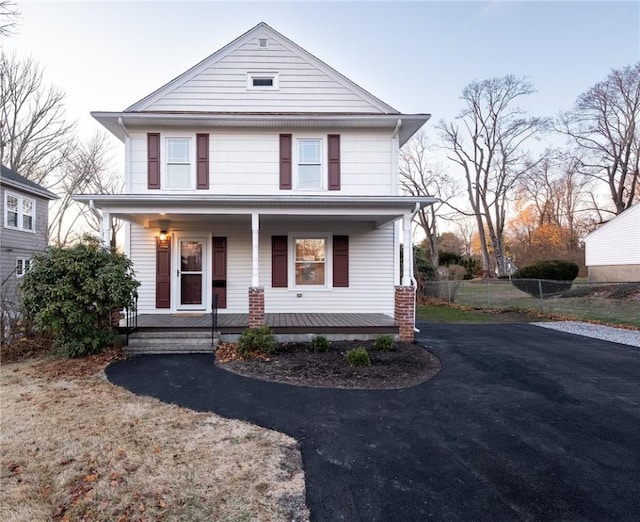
[311,335,330,352]
[373,335,394,351]
[237,325,277,357]
[345,346,371,367]
[512,259,579,297]
[20,235,139,358]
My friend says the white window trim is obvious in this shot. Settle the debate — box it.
[294,135,327,192]
[247,72,279,90]
[161,134,196,191]
[16,257,32,278]
[4,191,36,233]
[287,233,333,291]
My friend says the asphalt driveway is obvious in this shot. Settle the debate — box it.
[105,323,640,521]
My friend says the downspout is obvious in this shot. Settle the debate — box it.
[118,117,131,193]
[409,202,420,333]
[88,199,101,221]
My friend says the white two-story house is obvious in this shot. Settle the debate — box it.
[77,22,433,342]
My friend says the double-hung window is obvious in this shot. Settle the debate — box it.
[166,137,192,189]
[16,258,32,278]
[5,192,35,232]
[294,238,326,286]
[297,139,322,190]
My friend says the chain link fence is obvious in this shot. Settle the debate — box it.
[421,279,640,327]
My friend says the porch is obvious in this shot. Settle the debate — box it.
[133,312,399,335]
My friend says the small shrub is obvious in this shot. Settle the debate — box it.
[345,346,371,367]
[373,335,394,351]
[311,335,330,352]
[237,326,277,357]
[512,259,580,297]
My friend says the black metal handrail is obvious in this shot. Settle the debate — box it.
[125,291,138,345]
[211,291,218,348]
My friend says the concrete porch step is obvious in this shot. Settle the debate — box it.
[126,330,219,354]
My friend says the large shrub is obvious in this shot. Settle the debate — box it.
[512,259,579,297]
[20,236,139,358]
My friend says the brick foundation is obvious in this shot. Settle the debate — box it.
[394,286,416,342]
[248,287,265,328]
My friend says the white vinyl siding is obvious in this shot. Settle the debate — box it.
[585,205,640,266]
[129,221,394,316]
[127,129,394,195]
[143,35,386,113]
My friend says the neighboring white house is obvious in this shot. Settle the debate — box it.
[584,204,640,282]
[76,22,434,341]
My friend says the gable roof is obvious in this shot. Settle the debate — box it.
[0,165,58,200]
[126,22,399,114]
[584,203,640,241]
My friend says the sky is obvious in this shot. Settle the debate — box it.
[5,0,639,139]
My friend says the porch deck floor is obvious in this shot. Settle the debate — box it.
[134,312,398,334]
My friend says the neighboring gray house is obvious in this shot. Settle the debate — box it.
[584,203,640,282]
[1,165,57,307]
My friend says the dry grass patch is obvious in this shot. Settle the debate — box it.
[0,355,309,522]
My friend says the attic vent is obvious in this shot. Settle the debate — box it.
[247,72,279,90]
[259,38,268,48]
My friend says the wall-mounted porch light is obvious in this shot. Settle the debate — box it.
[159,229,168,242]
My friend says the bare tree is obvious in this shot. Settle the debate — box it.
[559,63,640,214]
[0,1,19,37]
[0,50,75,186]
[438,75,546,277]
[48,132,123,247]
[400,131,458,265]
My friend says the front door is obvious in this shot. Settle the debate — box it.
[178,238,205,309]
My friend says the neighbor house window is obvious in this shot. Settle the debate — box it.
[247,72,279,90]
[16,258,32,278]
[4,192,35,232]
[297,139,322,189]
[294,238,326,286]
[166,137,192,189]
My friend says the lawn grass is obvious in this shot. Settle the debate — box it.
[0,356,309,522]
[416,304,540,323]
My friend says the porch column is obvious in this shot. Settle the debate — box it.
[402,212,412,286]
[251,213,260,287]
[248,213,265,327]
[101,212,111,247]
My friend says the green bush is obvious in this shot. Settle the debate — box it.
[373,335,394,351]
[237,326,277,357]
[20,235,139,358]
[345,346,371,367]
[512,259,580,297]
[311,335,330,352]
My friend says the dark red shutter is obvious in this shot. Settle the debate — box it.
[333,235,349,287]
[156,237,171,308]
[328,134,341,190]
[212,236,227,308]
[147,133,160,189]
[272,235,288,287]
[196,133,209,190]
[279,134,292,190]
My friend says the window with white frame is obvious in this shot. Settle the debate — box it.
[4,192,35,232]
[297,139,323,190]
[165,137,192,189]
[294,238,326,286]
[247,72,279,90]
[16,258,32,278]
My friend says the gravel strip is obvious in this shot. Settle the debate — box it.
[533,321,640,347]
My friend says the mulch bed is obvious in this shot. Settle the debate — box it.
[216,340,441,390]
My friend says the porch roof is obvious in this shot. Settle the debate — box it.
[74,194,436,228]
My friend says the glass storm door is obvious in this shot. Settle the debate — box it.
[178,239,204,308]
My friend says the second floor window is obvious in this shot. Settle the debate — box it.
[297,139,322,190]
[5,192,35,232]
[166,137,192,189]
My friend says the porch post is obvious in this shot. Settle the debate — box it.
[248,213,265,327]
[402,212,412,286]
[101,212,111,247]
[251,213,260,287]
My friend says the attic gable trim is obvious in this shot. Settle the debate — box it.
[125,22,399,115]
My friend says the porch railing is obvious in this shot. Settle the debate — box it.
[124,291,138,345]
[211,291,218,348]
